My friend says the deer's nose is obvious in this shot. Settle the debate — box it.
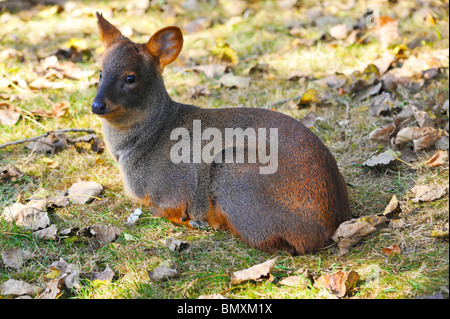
[91,100,107,115]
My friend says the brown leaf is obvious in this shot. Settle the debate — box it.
[382,244,401,256]
[410,102,434,128]
[301,111,323,128]
[370,92,397,116]
[230,258,277,286]
[38,277,65,299]
[79,224,121,244]
[425,150,448,167]
[164,237,190,253]
[67,181,103,204]
[193,64,226,79]
[0,103,20,126]
[362,150,399,168]
[278,272,311,287]
[314,270,359,298]
[0,165,23,183]
[148,264,179,281]
[329,24,349,39]
[0,279,43,298]
[372,54,396,75]
[355,81,382,101]
[389,217,408,229]
[90,264,115,281]
[1,248,32,269]
[191,84,210,98]
[26,133,68,154]
[394,126,444,152]
[411,184,448,202]
[32,224,58,240]
[369,124,395,142]
[2,203,50,230]
[52,101,70,118]
[48,258,81,290]
[219,73,250,89]
[331,216,387,255]
[373,16,399,48]
[382,195,401,219]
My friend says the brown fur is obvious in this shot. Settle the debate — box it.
[92,12,352,255]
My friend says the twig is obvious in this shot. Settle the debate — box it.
[0,128,96,149]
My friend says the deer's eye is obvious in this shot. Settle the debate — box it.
[125,75,136,84]
[99,70,102,79]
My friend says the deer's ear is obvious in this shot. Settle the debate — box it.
[146,26,183,69]
[96,12,123,47]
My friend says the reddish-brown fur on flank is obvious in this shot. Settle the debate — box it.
[140,194,193,228]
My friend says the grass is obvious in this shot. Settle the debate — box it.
[1,0,449,299]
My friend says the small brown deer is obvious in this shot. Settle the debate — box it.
[92,13,351,255]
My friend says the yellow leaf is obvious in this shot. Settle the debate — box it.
[299,89,320,105]
[41,157,60,169]
[211,39,238,65]
[425,13,436,26]
[65,38,89,51]
[45,269,61,280]
[392,44,409,59]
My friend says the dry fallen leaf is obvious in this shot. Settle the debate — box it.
[191,84,211,98]
[329,23,349,39]
[278,272,311,287]
[67,181,103,204]
[79,224,121,244]
[331,216,387,255]
[192,64,226,79]
[219,73,250,89]
[382,244,401,256]
[368,124,395,142]
[32,224,58,240]
[411,184,448,202]
[373,16,399,48]
[38,276,65,299]
[389,217,408,229]
[90,264,115,282]
[370,92,397,116]
[230,258,277,286]
[0,103,20,126]
[2,203,50,230]
[394,126,444,152]
[299,88,321,105]
[26,133,68,154]
[0,279,43,298]
[300,111,323,128]
[0,165,23,182]
[1,248,32,269]
[410,103,434,128]
[382,195,402,219]
[425,150,448,167]
[52,101,70,118]
[431,222,449,238]
[362,150,400,168]
[48,258,81,290]
[148,264,179,281]
[164,237,190,253]
[314,270,359,298]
